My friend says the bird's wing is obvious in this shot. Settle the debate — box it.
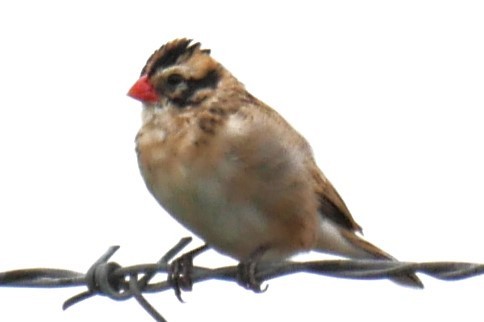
[312,167,363,233]
[231,97,363,234]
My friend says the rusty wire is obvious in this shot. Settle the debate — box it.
[1,237,484,322]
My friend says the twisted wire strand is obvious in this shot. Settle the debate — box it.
[1,237,484,322]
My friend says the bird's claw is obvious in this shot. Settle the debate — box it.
[237,260,268,293]
[168,253,194,302]
[167,244,208,302]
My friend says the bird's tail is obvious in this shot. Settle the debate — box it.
[315,221,423,288]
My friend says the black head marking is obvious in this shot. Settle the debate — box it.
[138,39,219,108]
[140,39,207,77]
[169,69,220,108]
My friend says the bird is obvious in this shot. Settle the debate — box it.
[127,38,423,289]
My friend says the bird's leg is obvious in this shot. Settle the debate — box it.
[237,245,269,293]
[169,244,209,302]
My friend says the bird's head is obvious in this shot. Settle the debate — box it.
[128,39,224,109]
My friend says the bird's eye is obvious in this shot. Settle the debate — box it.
[166,74,184,87]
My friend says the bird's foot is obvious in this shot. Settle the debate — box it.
[236,246,269,293]
[168,244,208,302]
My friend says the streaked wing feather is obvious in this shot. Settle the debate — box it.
[313,168,363,233]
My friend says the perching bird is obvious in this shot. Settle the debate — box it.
[128,38,423,288]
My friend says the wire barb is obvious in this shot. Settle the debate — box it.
[2,238,484,322]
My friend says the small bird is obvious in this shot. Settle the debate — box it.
[128,39,423,288]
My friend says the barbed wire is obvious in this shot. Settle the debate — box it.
[1,237,484,322]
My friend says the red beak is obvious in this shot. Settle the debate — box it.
[127,75,159,103]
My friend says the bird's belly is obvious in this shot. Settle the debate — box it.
[141,158,272,260]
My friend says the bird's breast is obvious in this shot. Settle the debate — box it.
[135,108,320,260]
[136,120,275,259]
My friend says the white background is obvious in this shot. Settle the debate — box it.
[1,1,483,321]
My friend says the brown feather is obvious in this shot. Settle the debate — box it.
[312,167,363,233]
